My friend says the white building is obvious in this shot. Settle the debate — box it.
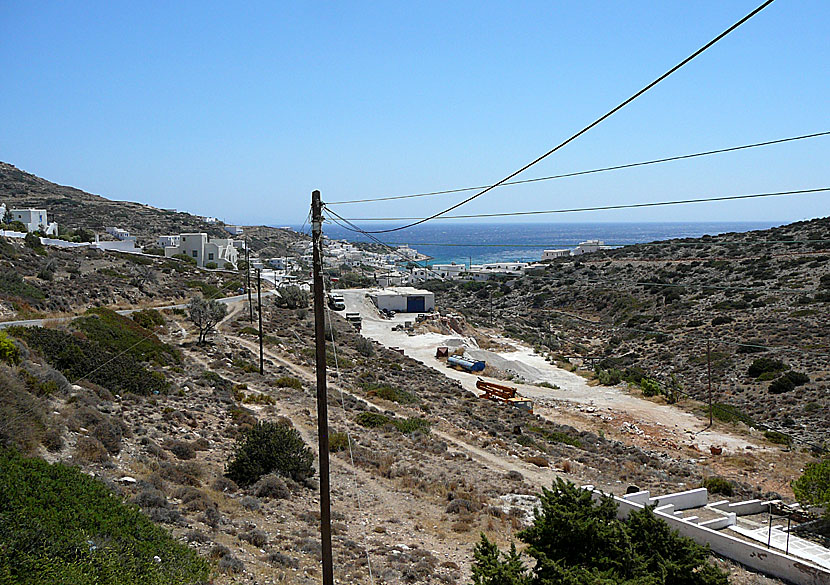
[573,239,605,255]
[375,272,406,287]
[105,226,131,240]
[369,287,435,313]
[542,249,571,260]
[224,225,244,236]
[158,235,181,248]
[203,216,218,224]
[10,208,58,235]
[163,232,238,268]
[432,263,467,280]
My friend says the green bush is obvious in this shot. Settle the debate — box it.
[769,376,796,394]
[747,357,789,378]
[75,308,180,365]
[8,326,168,395]
[0,269,45,302]
[204,261,218,269]
[275,376,303,389]
[363,382,418,404]
[0,449,210,584]
[186,280,221,298]
[0,331,20,365]
[711,403,755,426]
[225,420,314,486]
[172,253,197,266]
[275,285,309,309]
[639,377,661,397]
[471,478,728,585]
[329,431,350,453]
[354,412,429,434]
[792,459,830,518]
[130,308,166,329]
[764,430,792,445]
[701,476,734,496]
[355,412,391,428]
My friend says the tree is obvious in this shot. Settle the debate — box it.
[468,479,728,585]
[792,459,830,518]
[188,296,227,344]
[275,285,309,310]
[226,420,314,486]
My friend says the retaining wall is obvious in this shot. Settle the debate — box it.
[585,486,830,585]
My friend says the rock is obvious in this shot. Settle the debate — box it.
[118,476,137,484]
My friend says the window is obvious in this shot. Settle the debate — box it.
[192,250,198,258]
[208,253,214,260]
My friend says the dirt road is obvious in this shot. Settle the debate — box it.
[338,289,768,454]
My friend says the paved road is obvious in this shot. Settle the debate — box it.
[0,291,275,330]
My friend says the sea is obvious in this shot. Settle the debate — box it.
[295,221,782,266]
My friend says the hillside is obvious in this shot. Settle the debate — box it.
[424,216,830,447]
[0,161,305,254]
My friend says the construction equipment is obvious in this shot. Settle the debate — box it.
[476,378,533,413]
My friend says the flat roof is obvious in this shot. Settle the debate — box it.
[372,286,433,296]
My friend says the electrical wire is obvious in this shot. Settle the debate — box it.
[322,270,375,584]
[321,239,830,248]
[325,131,829,205]
[335,187,830,222]
[354,0,776,233]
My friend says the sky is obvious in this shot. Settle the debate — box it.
[1,1,828,227]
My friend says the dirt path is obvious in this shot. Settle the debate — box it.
[338,289,768,455]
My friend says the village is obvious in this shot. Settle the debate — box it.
[0,201,611,290]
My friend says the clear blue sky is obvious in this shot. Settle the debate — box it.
[1,1,828,226]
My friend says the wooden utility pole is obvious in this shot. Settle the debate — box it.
[257,268,263,375]
[246,238,253,323]
[707,339,713,427]
[311,190,334,585]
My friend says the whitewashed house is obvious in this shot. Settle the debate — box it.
[542,249,571,260]
[432,263,467,280]
[163,233,238,268]
[573,240,606,255]
[10,208,58,235]
[105,226,132,240]
[224,225,244,236]
[376,272,406,287]
[158,235,181,248]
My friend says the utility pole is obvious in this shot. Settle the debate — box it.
[707,339,713,427]
[311,190,334,585]
[246,238,253,323]
[257,268,263,375]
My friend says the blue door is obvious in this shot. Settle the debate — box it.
[406,296,425,313]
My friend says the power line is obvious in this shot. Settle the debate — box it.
[334,187,830,221]
[325,131,829,205]
[329,239,830,248]
[355,0,776,233]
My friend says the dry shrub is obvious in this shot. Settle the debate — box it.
[159,460,203,486]
[74,436,109,463]
[524,455,549,467]
[451,518,473,533]
[561,459,573,473]
[167,439,196,460]
[252,473,290,499]
[90,418,125,454]
[239,529,268,547]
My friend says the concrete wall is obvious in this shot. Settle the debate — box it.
[648,487,709,510]
[587,486,830,585]
[711,499,768,516]
[0,229,26,239]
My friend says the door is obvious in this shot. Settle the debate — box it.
[406,296,425,313]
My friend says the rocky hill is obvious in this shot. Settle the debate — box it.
[424,216,830,448]
[0,161,305,254]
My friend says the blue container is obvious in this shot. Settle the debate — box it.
[448,355,486,372]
